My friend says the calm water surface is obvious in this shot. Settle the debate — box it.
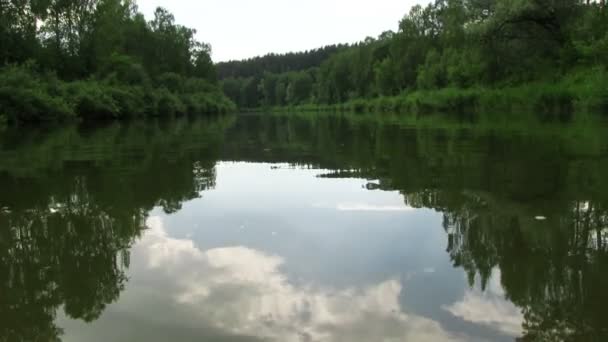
[1,113,607,341]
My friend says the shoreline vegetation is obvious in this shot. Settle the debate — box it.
[0,1,235,124]
[219,1,608,117]
[0,63,235,124]
[2,1,607,124]
[266,71,607,117]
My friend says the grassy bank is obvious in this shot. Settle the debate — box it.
[270,68,608,118]
[0,64,236,123]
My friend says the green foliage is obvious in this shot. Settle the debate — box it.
[216,45,348,79]
[279,69,607,119]
[105,85,148,117]
[374,58,398,96]
[0,63,234,122]
[286,71,313,105]
[220,1,608,116]
[0,64,74,122]
[156,72,185,93]
[563,67,608,112]
[99,54,150,86]
[66,81,121,119]
[0,2,234,123]
[153,88,185,117]
[417,49,444,90]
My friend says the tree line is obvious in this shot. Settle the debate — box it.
[220,0,608,114]
[216,45,348,79]
[0,0,235,123]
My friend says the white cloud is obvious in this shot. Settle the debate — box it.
[336,203,414,212]
[312,202,414,212]
[131,216,470,342]
[443,270,524,337]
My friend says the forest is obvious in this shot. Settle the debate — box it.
[2,0,607,123]
[220,0,608,115]
[0,0,235,123]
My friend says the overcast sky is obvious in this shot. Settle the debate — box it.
[137,0,430,62]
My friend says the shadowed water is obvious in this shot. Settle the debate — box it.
[1,113,607,342]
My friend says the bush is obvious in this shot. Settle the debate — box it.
[153,88,185,116]
[535,87,574,118]
[0,87,74,122]
[350,99,367,113]
[0,62,235,123]
[107,86,147,117]
[0,64,74,122]
[65,81,120,119]
[564,67,608,112]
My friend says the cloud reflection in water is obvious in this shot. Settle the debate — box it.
[133,216,470,342]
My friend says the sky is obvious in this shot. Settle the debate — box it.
[137,0,430,62]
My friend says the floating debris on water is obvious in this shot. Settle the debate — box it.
[535,216,547,221]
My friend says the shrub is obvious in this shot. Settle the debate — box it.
[0,64,74,122]
[107,86,147,117]
[350,99,367,113]
[154,88,186,116]
[0,62,234,123]
[65,81,120,119]
[564,67,608,112]
[534,87,574,120]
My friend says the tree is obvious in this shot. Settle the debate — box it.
[286,71,313,104]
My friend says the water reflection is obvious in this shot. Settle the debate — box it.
[129,216,462,342]
[1,113,608,341]
[443,270,523,337]
[0,117,231,340]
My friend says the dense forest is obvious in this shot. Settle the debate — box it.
[216,45,349,79]
[0,0,234,124]
[220,0,607,115]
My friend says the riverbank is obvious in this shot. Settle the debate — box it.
[268,68,607,118]
[0,64,236,124]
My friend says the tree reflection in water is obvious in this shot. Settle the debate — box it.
[1,112,608,341]
[0,116,232,340]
